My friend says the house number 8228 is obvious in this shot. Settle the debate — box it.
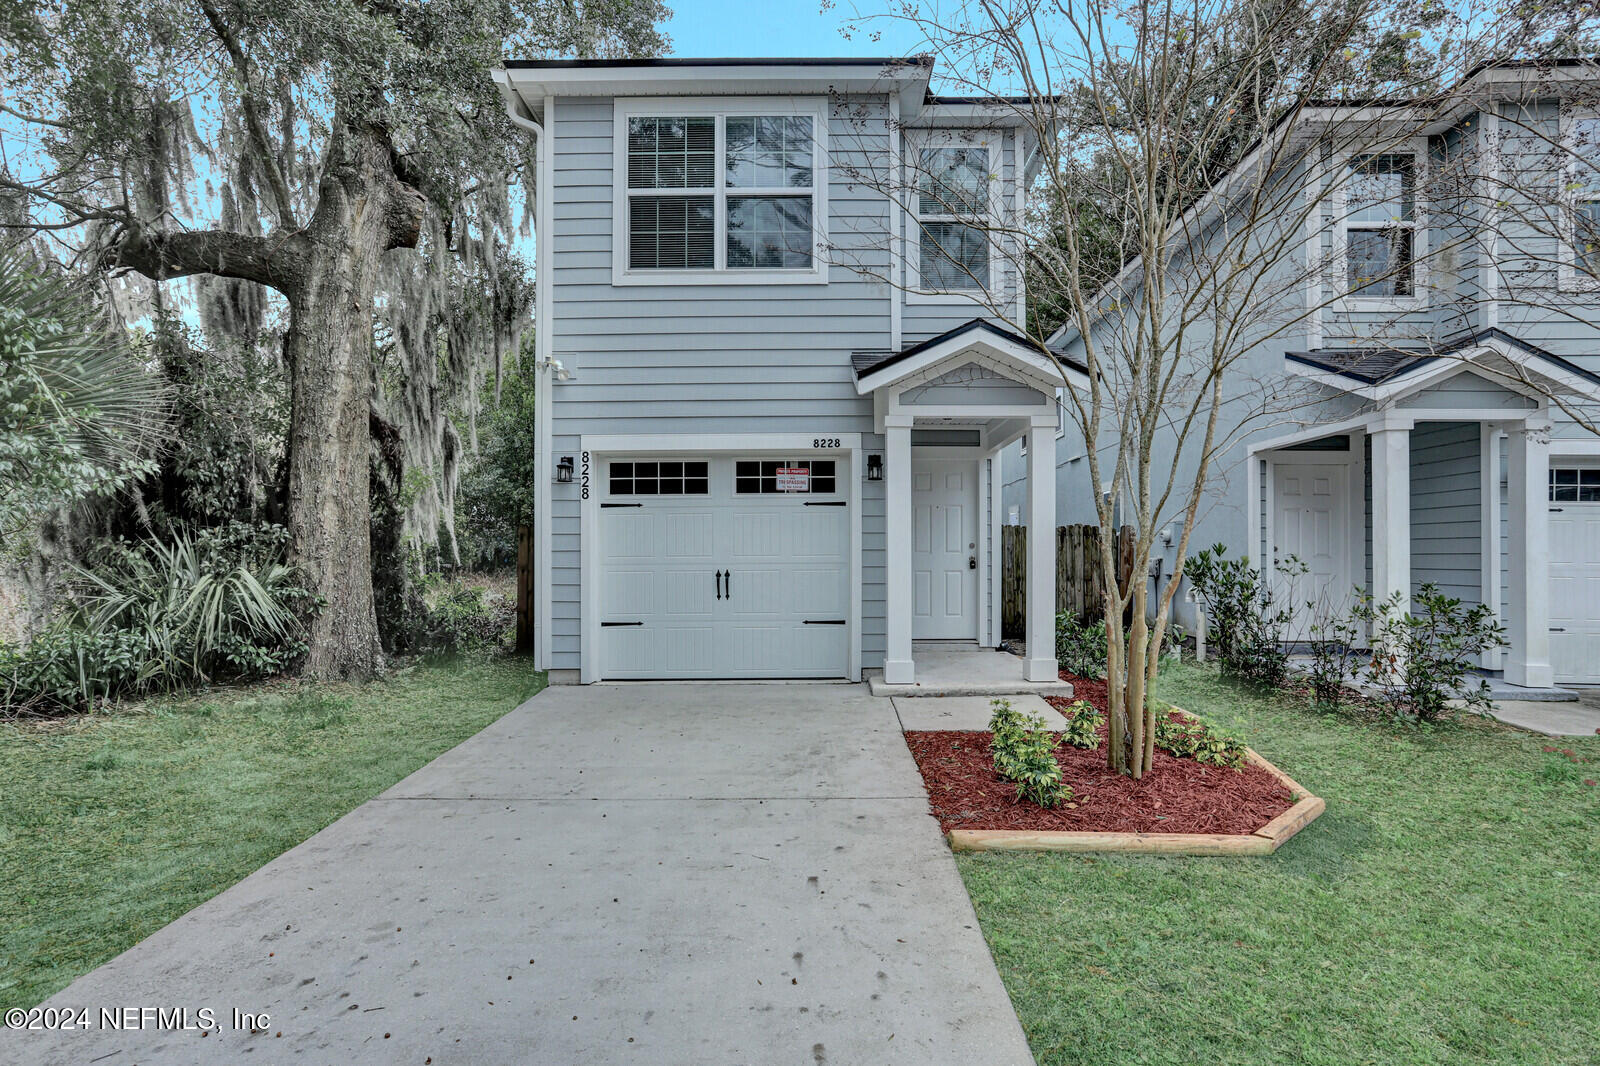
[581,452,590,500]
[812,438,841,449]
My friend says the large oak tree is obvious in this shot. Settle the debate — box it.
[0,0,667,677]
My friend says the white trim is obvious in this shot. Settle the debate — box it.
[1328,137,1430,315]
[577,433,863,684]
[537,96,556,671]
[976,454,989,643]
[903,127,1004,302]
[1556,105,1600,295]
[1548,437,1600,457]
[610,97,830,287]
[888,92,903,353]
[884,422,915,683]
[1024,422,1059,681]
[989,449,1003,646]
[1505,420,1554,687]
[1480,423,1504,669]
[1012,127,1026,329]
[1303,151,1324,350]
[1480,107,1502,327]
[856,326,1087,396]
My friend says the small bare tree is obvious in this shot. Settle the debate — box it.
[844,0,1593,775]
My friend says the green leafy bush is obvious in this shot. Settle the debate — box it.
[1185,544,1295,687]
[413,577,513,657]
[1354,585,1506,723]
[1305,603,1362,709]
[1058,698,1103,749]
[1153,711,1247,769]
[0,529,309,714]
[988,698,1073,808]
[1055,613,1107,678]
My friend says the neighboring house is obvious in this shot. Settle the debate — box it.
[491,57,1075,684]
[1004,59,1600,690]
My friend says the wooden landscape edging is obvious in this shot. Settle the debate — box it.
[946,706,1326,856]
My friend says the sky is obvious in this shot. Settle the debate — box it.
[661,0,933,61]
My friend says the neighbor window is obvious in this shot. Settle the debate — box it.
[609,460,710,496]
[1345,153,1416,297]
[734,459,837,494]
[623,111,819,275]
[915,144,990,291]
[1566,116,1600,278]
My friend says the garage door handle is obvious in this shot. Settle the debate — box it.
[715,569,723,600]
[804,500,846,506]
[1551,627,1566,632]
[726,570,732,600]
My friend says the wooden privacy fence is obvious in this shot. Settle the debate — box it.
[1001,524,1136,639]
[515,524,535,653]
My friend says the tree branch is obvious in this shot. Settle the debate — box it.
[107,225,307,293]
[197,0,299,229]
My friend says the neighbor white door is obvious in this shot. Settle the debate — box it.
[1547,471,1600,684]
[912,459,978,639]
[1271,462,1351,639]
[597,455,849,679]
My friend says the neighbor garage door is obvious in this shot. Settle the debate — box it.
[1548,466,1600,685]
[597,455,849,679]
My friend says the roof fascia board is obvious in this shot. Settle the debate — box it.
[498,61,931,114]
[855,330,1081,394]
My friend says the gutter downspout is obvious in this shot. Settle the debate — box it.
[496,76,554,673]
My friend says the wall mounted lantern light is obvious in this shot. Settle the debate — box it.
[866,454,884,482]
[555,455,575,484]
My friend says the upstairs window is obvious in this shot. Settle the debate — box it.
[1566,115,1600,279]
[618,102,825,283]
[1345,154,1416,297]
[915,144,991,291]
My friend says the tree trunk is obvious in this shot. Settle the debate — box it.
[283,117,424,680]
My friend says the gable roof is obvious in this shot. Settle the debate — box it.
[1285,328,1600,388]
[852,318,1088,395]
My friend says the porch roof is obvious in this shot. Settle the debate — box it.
[851,318,1088,386]
[1285,328,1600,389]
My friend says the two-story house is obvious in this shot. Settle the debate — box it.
[491,57,1074,685]
[1006,59,1600,691]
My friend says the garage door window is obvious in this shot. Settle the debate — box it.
[609,460,710,496]
[735,459,837,494]
[1549,468,1600,502]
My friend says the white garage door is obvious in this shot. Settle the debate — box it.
[1548,467,1600,685]
[597,456,850,679]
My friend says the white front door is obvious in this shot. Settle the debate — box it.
[912,459,978,639]
[1547,468,1600,684]
[597,455,850,679]
[1272,462,1351,639]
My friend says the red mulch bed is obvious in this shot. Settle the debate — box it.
[903,672,1294,835]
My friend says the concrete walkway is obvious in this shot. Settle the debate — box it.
[1492,692,1600,736]
[7,683,1033,1066]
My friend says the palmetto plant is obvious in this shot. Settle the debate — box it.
[0,252,169,541]
[70,533,310,689]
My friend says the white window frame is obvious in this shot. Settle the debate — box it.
[904,128,1003,303]
[1558,107,1600,294]
[1330,138,1428,313]
[611,96,829,286]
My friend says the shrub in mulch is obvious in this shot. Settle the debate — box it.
[903,672,1294,835]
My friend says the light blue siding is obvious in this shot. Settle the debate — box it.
[900,362,1047,406]
[1408,421,1481,603]
[1405,371,1537,411]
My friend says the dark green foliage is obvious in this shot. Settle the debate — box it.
[989,698,1072,808]
[456,360,539,570]
[1185,544,1294,687]
[1305,604,1363,709]
[1152,711,1247,769]
[0,527,309,714]
[1055,612,1108,678]
[1058,698,1103,749]
[1354,585,1507,723]
[413,577,513,657]
[0,254,169,545]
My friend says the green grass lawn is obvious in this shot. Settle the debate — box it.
[959,661,1600,1066]
[0,656,544,1010]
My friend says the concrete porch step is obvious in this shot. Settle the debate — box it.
[866,644,1074,698]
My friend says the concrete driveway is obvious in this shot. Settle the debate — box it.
[6,682,1034,1066]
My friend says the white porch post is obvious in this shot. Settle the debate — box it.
[1025,418,1060,682]
[1369,417,1412,617]
[883,417,915,684]
[1505,418,1553,688]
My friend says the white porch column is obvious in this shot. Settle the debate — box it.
[1369,418,1412,617]
[1505,418,1553,688]
[1025,418,1060,682]
[883,417,915,684]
